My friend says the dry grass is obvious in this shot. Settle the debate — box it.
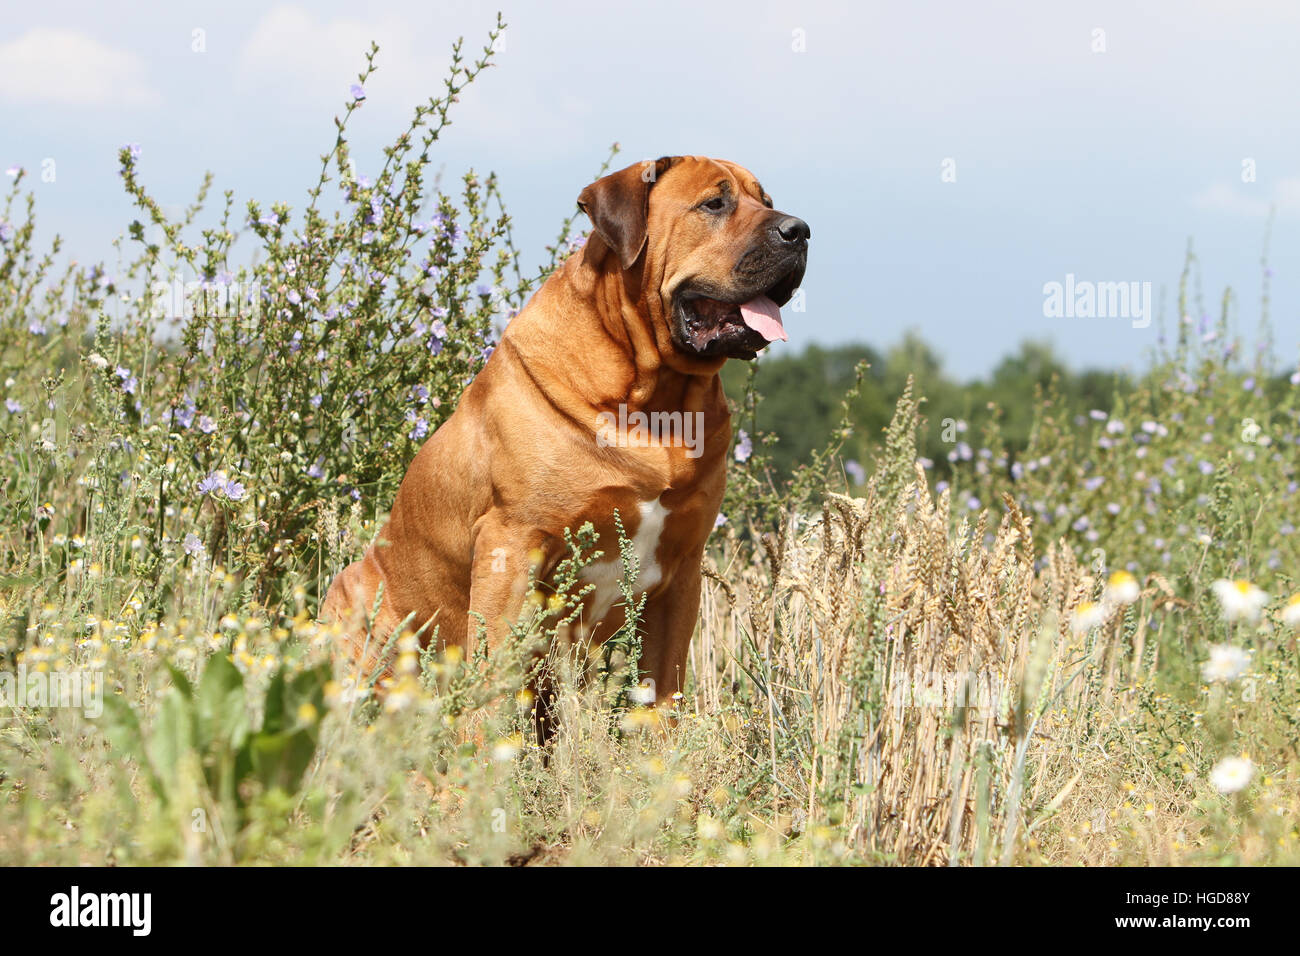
[3,375,1298,866]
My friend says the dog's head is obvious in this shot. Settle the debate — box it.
[576,156,809,362]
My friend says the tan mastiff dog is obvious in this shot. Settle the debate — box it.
[321,155,809,722]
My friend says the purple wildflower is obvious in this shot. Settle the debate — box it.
[734,430,753,463]
[115,366,138,395]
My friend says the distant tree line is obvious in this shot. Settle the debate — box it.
[721,335,1130,482]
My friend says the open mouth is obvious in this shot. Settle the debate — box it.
[674,266,803,359]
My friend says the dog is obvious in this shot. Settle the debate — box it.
[320,155,809,723]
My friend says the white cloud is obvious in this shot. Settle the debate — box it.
[237,6,449,111]
[232,5,590,155]
[0,28,159,107]
[1193,178,1300,218]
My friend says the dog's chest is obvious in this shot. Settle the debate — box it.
[577,497,669,628]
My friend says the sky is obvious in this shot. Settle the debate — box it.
[3,0,1299,379]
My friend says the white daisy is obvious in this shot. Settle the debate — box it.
[383,685,414,713]
[1209,756,1254,795]
[1104,570,1141,606]
[491,736,521,762]
[1282,594,1300,629]
[1071,600,1107,635]
[1211,579,1269,624]
[696,814,723,840]
[1200,644,1249,683]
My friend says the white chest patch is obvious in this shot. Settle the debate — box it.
[578,497,668,630]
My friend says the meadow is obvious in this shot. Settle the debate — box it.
[2,24,1298,865]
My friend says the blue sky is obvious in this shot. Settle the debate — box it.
[3,0,1299,378]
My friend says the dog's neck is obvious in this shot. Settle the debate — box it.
[504,246,728,420]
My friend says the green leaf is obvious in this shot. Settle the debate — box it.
[247,728,319,796]
[164,662,194,701]
[100,691,146,758]
[100,691,172,801]
[147,686,195,799]
[289,662,332,714]
[262,669,288,736]
[263,662,329,736]
[195,653,248,751]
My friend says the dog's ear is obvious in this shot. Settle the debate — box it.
[576,157,679,270]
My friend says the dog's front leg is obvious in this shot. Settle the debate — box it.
[636,571,705,708]
[465,513,551,653]
[467,515,566,742]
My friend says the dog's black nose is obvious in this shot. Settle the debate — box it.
[776,216,811,243]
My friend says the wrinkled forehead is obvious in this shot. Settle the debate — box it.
[658,157,773,207]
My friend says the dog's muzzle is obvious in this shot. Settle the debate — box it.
[672,215,810,360]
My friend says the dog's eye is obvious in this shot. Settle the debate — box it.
[699,196,727,213]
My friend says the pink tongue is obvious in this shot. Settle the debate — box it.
[738,295,787,343]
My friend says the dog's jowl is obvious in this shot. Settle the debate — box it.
[321,156,809,728]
